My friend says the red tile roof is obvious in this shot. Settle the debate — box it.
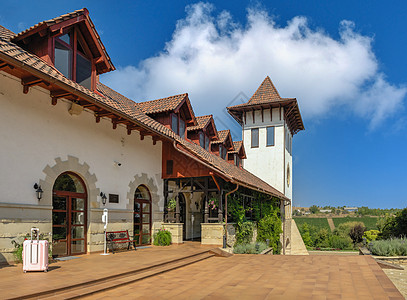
[227,76,305,135]
[0,22,288,201]
[211,129,231,144]
[229,141,243,154]
[12,8,114,74]
[137,94,188,114]
[187,115,212,131]
[0,25,15,41]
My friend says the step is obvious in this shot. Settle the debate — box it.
[16,250,215,300]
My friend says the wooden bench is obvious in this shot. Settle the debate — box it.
[106,230,136,254]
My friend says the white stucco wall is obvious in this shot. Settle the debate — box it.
[242,107,286,195]
[0,72,164,260]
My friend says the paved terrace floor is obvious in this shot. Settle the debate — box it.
[0,243,404,299]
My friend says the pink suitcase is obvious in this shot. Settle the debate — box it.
[23,228,49,273]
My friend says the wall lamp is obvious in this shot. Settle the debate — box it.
[33,183,43,200]
[195,201,199,210]
[100,192,107,206]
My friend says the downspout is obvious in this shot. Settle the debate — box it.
[224,183,239,248]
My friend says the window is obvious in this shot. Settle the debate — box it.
[251,128,259,148]
[266,126,275,146]
[205,135,210,151]
[54,31,92,90]
[234,154,240,167]
[171,114,178,135]
[219,145,227,160]
[179,118,185,138]
[199,132,205,148]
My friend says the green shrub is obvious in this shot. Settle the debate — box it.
[368,237,407,256]
[363,230,380,243]
[314,228,331,248]
[233,242,268,254]
[153,228,172,246]
[235,221,254,245]
[328,235,353,250]
[257,209,282,253]
[334,221,364,238]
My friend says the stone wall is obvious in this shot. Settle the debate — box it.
[162,223,183,244]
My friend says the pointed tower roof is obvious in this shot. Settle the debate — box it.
[248,76,281,105]
[227,76,304,135]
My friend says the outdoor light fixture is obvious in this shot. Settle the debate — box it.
[33,183,43,200]
[195,201,199,210]
[100,192,107,205]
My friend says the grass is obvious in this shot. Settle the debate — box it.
[293,217,330,231]
[332,216,378,230]
[294,216,379,232]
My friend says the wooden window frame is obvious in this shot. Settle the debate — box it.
[53,28,96,91]
[266,126,275,147]
[251,128,259,148]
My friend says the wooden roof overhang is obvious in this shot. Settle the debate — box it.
[174,95,197,126]
[11,8,114,75]
[187,115,219,140]
[228,142,247,159]
[0,55,168,144]
[211,130,234,151]
[227,98,305,135]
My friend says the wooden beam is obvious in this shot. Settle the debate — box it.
[279,104,282,120]
[261,107,264,123]
[21,76,49,94]
[252,109,255,124]
[153,136,159,145]
[244,111,246,124]
[0,62,14,70]
[49,15,86,32]
[270,106,273,121]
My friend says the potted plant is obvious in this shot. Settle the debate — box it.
[208,197,219,210]
[167,198,176,211]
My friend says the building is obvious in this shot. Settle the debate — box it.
[0,8,302,263]
[228,77,304,211]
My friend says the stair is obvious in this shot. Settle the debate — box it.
[289,220,309,255]
[17,251,215,300]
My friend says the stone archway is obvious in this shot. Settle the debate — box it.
[39,156,100,253]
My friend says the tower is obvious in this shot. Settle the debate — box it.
[227,76,304,204]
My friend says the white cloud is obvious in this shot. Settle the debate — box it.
[103,2,406,129]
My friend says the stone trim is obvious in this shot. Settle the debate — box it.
[39,155,100,209]
[126,173,161,219]
[0,203,52,210]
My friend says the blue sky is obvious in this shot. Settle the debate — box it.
[1,1,406,209]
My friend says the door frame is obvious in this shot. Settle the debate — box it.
[134,185,152,246]
[52,172,88,257]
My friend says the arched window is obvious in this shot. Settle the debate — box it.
[134,185,152,245]
[52,172,87,257]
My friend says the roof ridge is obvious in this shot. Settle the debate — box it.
[138,93,188,104]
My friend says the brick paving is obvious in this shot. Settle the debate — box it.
[0,243,403,299]
[83,255,404,300]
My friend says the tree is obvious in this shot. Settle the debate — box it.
[379,208,407,239]
[309,205,319,214]
[349,224,366,245]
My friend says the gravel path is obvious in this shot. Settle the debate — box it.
[384,264,407,299]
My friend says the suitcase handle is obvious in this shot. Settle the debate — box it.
[31,227,40,242]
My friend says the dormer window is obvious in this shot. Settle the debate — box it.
[54,29,93,90]
[171,113,186,138]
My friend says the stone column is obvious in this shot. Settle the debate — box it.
[218,189,223,222]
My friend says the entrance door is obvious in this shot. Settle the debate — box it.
[134,186,152,245]
[52,173,87,257]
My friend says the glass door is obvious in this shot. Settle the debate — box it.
[52,172,87,257]
[134,185,152,246]
[134,200,151,245]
